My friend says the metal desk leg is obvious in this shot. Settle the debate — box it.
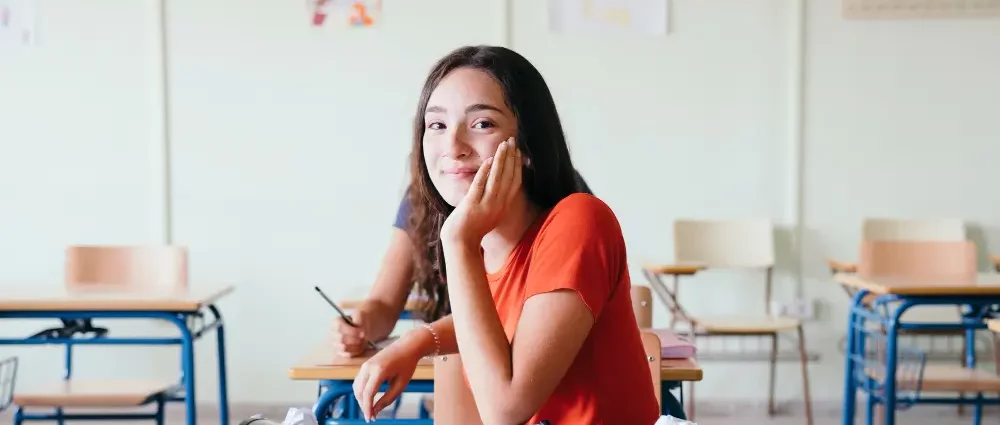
[169,314,198,425]
[882,309,901,425]
[210,306,230,425]
[842,290,866,425]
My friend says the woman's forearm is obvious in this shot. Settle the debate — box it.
[443,241,520,424]
[361,229,418,341]
[356,300,404,341]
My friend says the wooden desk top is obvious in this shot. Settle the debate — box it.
[289,342,436,381]
[0,284,234,312]
[988,319,1000,333]
[289,342,703,382]
[834,273,1000,296]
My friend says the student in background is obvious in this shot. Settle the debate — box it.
[348,45,660,425]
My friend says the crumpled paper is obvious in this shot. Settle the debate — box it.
[281,408,320,425]
[238,408,319,425]
[654,415,697,425]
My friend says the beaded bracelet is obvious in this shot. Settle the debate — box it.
[421,322,441,357]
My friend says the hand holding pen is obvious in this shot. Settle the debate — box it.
[316,286,378,356]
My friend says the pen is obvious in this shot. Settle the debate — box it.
[314,286,377,350]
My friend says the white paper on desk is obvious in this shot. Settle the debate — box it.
[548,0,669,36]
[654,415,696,425]
[0,0,35,46]
[374,335,399,350]
[282,407,319,425]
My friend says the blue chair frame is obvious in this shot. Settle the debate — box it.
[842,290,1000,425]
[310,378,686,424]
[0,306,230,425]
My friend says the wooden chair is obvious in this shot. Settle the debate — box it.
[828,219,976,414]
[431,330,667,425]
[643,219,813,425]
[829,218,965,274]
[632,285,654,329]
[12,245,187,423]
[856,240,1000,419]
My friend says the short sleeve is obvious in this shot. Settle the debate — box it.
[524,194,625,319]
[392,189,412,230]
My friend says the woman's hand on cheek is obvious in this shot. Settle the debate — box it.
[441,136,523,247]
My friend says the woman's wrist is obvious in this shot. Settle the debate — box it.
[399,325,438,358]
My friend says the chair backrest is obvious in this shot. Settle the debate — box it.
[862,218,965,242]
[631,285,653,329]
[65,245,188,288]
[641,331,663,410]
[857,240,977,281]
[432,355,483,425]
[674,219,774,268]
[432,333,665,423]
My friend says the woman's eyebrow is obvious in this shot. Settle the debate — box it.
[425,104,504,114]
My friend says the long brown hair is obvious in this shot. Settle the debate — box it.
[407,45,581,321]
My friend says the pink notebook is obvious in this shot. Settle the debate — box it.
[647,329,697,359]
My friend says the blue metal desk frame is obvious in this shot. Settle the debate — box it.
[842,289,1000,425]
[0,306,230,425]
[309,377,686,424]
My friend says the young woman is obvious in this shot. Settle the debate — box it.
[350,45,660,425]
[329,171,592,358]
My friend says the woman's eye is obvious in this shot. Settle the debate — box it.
[428,122,445,130]
[473,120,495,129]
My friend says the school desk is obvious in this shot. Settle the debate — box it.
[289,341,703,425]
[835,273,1000,425]
[988,319,1000,333]
[0,284,234,425]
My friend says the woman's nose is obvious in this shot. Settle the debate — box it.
[443,128,470,157]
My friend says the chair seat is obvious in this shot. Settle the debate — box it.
[695,316,801,334]
[14,379,176,407]
[866,365,1000,393]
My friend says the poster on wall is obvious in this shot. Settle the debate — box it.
[843,0,1000,19]
[0,0,35,46]
[310,0,382,28]
[547,0,669,36]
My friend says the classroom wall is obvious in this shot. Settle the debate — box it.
[1,0,998,406]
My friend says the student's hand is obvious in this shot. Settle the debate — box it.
[352,339,422,422]
[441,137,523,247]
[330,312,370,357]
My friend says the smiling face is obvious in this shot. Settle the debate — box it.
[421,67,518,207]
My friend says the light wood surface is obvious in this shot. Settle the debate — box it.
[865,365,1000,392]
[289,342,435,381]
[641,263,705,276]
[988,319,1000,333]
[631,286,653,329]
[65,245,188,289]
[695,316,801,334]
[290,342,703,382]
[834,273,1000,296]
[0,284,234,312]
[827,259,857,273]
[642,332,662,407]
[13,379,177,407]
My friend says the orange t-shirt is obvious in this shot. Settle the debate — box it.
[485,193,660,425]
